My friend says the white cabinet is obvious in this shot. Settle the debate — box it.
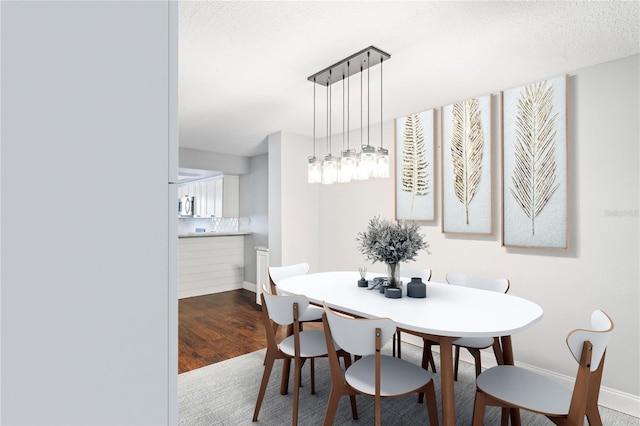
[178,175,239,218]
[217,175,239,218]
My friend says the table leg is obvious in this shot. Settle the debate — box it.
[439,337,456,426]
[500,335,522,426]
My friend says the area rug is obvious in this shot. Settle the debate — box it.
[178,343,637,425]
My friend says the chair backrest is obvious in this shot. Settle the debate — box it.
[323,302,396,356]
[402,265,432,282]
[268,262,310,294]
[262,289,310,326]
[446,272,509,293]
[566,310,614,372]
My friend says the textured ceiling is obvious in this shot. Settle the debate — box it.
[179,1,640,157]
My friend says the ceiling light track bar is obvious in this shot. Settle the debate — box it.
[307,45,390,86]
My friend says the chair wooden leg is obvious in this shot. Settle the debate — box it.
[472,390,486,426]
[396,330,402,358]
[292,356,301,426]
[374,394,382,426]
[585,355,605,426]
[322,388,342,426]
[421,340,437,373]
[253,351,276,421]
[425,381,439,426]
[501,407,510,426]
[310,358,316,394]
[349,394,358,420]
[280,358,291,395]
[454,346,461,381]
[492,337,504,365]
[471,348,482,377]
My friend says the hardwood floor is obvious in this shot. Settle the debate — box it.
[178,289,265,373]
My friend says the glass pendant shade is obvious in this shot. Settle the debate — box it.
[338,149,356,183]
[358,145,376,180]
[373,147,389,178]
[308,156,322,183]
[322,155,338,185]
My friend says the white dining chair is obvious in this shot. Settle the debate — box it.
[268,263,323,324]
[472,310,614,425]
[393,265,432,358]
[253,288,345,425]
[420,272,510,381]
[322,302,439,426]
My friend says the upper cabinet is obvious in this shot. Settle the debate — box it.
[179,175,239,218]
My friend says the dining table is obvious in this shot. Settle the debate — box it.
[277,271,544,426]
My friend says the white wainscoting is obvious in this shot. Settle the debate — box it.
[178,236,244,298]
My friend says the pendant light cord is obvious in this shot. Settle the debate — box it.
[313,77,316,156]
[367,51,370,147]
[380,58,383,149]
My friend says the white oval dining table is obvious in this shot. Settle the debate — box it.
[277,271,544,426]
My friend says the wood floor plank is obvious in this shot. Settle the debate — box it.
[178,289,266,373]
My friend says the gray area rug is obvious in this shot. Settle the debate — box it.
[179,343,638,425]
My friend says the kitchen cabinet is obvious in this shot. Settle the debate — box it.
[215,175,239,218]
[179,175,239,218]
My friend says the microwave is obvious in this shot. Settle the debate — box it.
[178,195,195,216]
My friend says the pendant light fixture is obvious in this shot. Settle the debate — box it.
[307,46,390,184]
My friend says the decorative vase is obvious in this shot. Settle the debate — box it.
[386,262,401,287]
[407,277,427,298]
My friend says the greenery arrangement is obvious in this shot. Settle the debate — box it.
[356,216,428,265]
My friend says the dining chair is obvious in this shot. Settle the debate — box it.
[253,288,342,425]
[472,310,614,426]
[322,302,439,426]
[421,272,510,381]
[268,262,323,324]
[392,265,432,358]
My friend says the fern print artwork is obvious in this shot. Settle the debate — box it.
[395,110,435,221]
[441,95,492,234]
[451,98,484,225]
[502,75,568,249]
[509,80,559,236]
[401,113,430,211]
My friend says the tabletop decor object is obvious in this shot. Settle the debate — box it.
[357,267,369,287]
[385,287,402,298]
[356,216,428,288]
[407,277,427,298]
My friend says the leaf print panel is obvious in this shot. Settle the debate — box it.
[395,109,435,222]
[441,95,493,234]
[502,75,569,249]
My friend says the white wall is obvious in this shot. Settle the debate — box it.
[1,1,177,424]
[179,147,250,175]
[276,54,640,413]
[241,153,269,282]
[268,131,320,271]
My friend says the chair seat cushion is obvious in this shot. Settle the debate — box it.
[279,329,329,358]
[299,305,323,322]
[345,355,434,396]
[453,336,494,349]
[476,365,572,416]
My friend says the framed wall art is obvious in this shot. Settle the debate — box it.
[501,75,569,249]
[441,95,493,234]
[395,109,435,222]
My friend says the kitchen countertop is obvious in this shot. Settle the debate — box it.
[179,231,252,238]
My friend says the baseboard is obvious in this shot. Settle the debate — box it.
[243,281,257,293]
[178,282,244,299]
[400,334,640,418]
